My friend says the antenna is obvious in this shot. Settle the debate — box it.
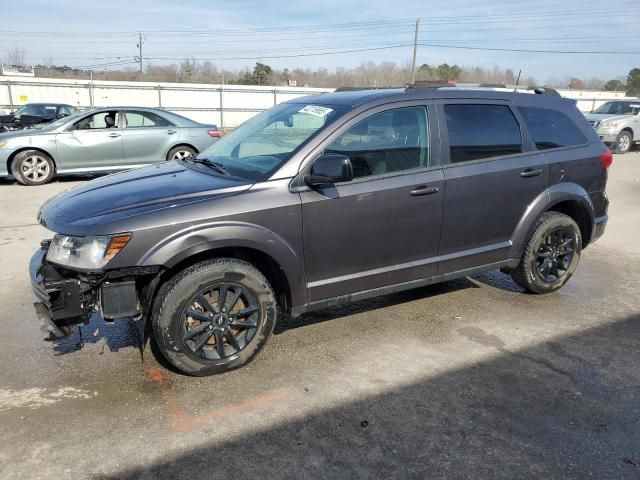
[513,69,522,92]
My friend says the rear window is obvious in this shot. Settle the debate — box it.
[444,104,523,163]
[519,106,588,150]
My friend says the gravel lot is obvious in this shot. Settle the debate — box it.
[0,152,639,479]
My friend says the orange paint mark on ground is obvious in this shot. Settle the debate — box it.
[147,366,287,432]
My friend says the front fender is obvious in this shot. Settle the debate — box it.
[507,182,594,265]
[137,221,306,306]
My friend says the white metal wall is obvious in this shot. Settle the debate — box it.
[0,76,332,128]
[0,76,629,124]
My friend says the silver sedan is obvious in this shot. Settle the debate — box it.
[0,107,220,185]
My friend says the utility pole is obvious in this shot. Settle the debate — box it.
[136,33,144,80]
[410,19,420,85]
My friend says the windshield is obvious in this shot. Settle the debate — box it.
[14,104,58,118]
[592,101,640,115]
[38,111,85,131]
[193,102,347,181]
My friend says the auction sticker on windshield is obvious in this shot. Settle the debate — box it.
[298,105,333,117]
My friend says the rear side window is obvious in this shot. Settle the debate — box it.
[125,111,173,128]
[519,106,588,150]
[444,104,522,163]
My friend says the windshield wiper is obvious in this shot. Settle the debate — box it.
[184,156,231,176]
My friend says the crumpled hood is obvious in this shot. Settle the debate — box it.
[584,113,629,123]
[38,161,252,235]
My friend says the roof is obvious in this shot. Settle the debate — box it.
[287,86,576,109]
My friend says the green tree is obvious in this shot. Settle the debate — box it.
[626,68,640,97]
[603,79,626,91]
[436,63,461,82]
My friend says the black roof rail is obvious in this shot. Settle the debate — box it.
[530,86,561,96]
[333,87,397,92]
[406,81,456,90]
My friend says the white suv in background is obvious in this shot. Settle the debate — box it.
[585,100,640,153]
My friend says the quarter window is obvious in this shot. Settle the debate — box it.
[519,106,588,150]
[124,111,172,128]
[326,106,429,178]
[444,104,522,163]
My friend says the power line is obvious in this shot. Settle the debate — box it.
[418,43,640,55]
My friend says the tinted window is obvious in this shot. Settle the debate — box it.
[444,104,522,163]
[125,111,172,128]
[326,106,429,178]
[519,107,588,150]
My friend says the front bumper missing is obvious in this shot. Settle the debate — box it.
[30,248,94,339]
[29,245,159,340]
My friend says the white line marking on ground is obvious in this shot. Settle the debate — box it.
[0,387,96,412]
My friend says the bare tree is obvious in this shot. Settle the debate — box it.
[5,47,27,66]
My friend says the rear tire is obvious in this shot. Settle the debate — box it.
[612,131,632,154]
[152,259,277,376]
[511,212,582,294]
[11,150,55,185]
[167,145,196,161]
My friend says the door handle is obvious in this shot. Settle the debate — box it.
[108,132,120,138]
[167,129,177,135]
[410,185,439,196]
[520,168,543,178]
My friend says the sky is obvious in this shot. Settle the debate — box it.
[1,0,639,83]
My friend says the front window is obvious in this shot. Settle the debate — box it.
[194,102,347,182]
[14,104,58,119]
[71,110,120,130]
[592,101,640,115]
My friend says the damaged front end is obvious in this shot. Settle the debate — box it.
[30,239,161,342]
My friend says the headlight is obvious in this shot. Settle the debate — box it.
[599,120,619,130]
[46,233,131,269]
[0,141,7,149]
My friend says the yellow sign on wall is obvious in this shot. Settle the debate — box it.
[19,95,28,102]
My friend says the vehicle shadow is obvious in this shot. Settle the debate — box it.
[275,271,523,334]
[96,313,640,480]
[50,311,141,356]
[48,270,521,358]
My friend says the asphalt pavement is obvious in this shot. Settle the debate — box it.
[0,153,639,479]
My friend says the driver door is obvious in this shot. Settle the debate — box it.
[55,110,125,170]
[299,103,444,302]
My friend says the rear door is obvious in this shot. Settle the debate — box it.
[121,110,176,165]
[299,102,445,302]
[436,100,549,274]
[55,110,125,170]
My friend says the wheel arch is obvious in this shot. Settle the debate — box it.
[7,147,57,174]
[165,143,199,161]
[135,222,306,313]
[157,246,292,316]
[508,183,595,265]
[620,127,634,140]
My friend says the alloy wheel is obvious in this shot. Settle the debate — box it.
[21,155,50,182]
[535,227,575,283]
[172,150,193,160]
[180,283,260,361]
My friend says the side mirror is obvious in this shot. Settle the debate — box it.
[304,153,353,188]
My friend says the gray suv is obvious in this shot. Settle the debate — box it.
[30,87,610,376]
[584,99,640,153]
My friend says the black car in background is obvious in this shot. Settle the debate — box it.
[0,103,77,131]
[29,86,610,376]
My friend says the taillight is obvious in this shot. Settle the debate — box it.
[207,129,221,138]
[600,149,613,169]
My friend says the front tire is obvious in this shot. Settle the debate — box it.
[152,259,277,376]
[612,131,632,154]
[11,150,55,185]
[511,212,582,294]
